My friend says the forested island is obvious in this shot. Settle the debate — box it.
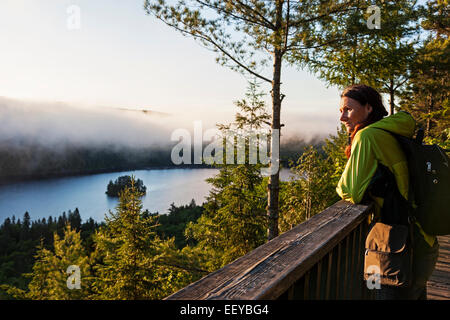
[106,175,147,197]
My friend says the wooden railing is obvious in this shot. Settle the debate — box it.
[166,200,375,300]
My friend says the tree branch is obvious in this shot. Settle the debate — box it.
[152,15,272,83]
[195,0,274,29]
[234,0,276,30]
[286,37,349,51]
[283,0,290,54]
[161,261,209,274]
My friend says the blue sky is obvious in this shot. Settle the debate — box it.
[0,0,343,138]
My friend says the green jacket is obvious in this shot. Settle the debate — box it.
[336,111,436,247]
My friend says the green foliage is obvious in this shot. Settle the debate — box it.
[106,175,147,197]
[22,241,52,300]
[279,146,333,232]
[279,125,347,233]
[27,225,91,300]
[232,79,271,130]
[0,209,100,299]
[399,1,449,146]
[0,123,352,300]
[186,164,267,270]
[185,81,269,270]
[145,0,361,81]
[3,225,91,300]
[322,124,349,186]
[144,0,367,237]
[0,198,207,300]
[301,0,422,113]
[155,200,204,249]
[91,179,194,299]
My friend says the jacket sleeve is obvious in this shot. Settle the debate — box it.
[336,131,378,204]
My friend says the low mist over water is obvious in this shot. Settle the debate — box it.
[0,96,322,223]
[0,96,327,181]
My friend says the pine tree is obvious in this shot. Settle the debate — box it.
[3,225,91,300]
[26,240,52,299]
[399,0,449,148]
[322,124,349,186]
[279,125,347,232]
[185,163,267,269]
[185,81,269,270]
[303,0,422,114]
[145,0,362,240]
[0,239,50,300]
[91,179,192,299]
[44,224,91,299]
[279,146,333,231]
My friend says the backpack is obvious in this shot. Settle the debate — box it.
[389,128,450,235]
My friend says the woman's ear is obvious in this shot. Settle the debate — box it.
[366,103,373,114]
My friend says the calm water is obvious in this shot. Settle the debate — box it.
[0,168,295,223]
[0,168,219,222]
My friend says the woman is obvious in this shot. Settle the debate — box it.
[336,84,439,300]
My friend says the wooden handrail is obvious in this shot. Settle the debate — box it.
[166,200,373,300]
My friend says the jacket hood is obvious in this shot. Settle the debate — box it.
[367,111,416,138]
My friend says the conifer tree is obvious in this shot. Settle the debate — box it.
[185,81,269,270]
[3,225,91,300]
[399,0,449,147]
[279,146,333,231]
[44,224,91,299]
[0,239,50,300]
[91,179,192,299]
[279,125,347,232]
[145,0,362,240]
[25,240,53,299]
[322,124,349,186]
[302,0,422,114]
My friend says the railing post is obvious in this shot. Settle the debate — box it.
[325,252,332,299]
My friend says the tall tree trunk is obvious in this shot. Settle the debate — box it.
[267,49,282,241]
[267,1,283,241]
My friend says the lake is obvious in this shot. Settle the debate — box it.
[0,168,295,223]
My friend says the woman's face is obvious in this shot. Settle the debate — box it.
[339,96,372,133]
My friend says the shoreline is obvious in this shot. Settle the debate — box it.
[0,160,294,186]
[0,164,215,186]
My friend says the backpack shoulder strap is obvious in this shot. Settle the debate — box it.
[370,127,417,223]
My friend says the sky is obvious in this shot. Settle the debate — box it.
[0,0,344,140]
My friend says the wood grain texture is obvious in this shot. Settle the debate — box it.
[165,200,372,300]
[427,235,450,300]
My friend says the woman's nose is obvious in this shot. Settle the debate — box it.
[340,112,347,122]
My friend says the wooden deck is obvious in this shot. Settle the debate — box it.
[166,201,373,300]
[166,200,450,300]
[427,235,450,300]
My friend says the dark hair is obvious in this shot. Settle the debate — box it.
[341,84,388,158]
